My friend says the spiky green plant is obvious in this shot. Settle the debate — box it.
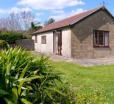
[0,48,74,104]
[0,48,42,104]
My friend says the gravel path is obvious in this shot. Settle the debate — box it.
[33,52,114,66]
[50,55,114,66]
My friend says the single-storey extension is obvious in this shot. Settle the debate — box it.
[32,6,114,58]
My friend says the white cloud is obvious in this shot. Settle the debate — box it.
[34,12,44,21]
[0,7,32,15]
[0,9,8,14]
[0,9,5,14]
[49,8,86,21]
[35,12,43,17]
[52,9,65,14]
[10,7,32,14]
[18,0,85,10]
[72,8,85,14]
[0,0,86,24]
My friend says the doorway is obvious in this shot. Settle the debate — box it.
[53,30,62,55]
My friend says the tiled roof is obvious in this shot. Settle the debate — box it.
[33,6,108,34]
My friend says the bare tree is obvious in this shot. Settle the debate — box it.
[0,11,35,31]
[9,13,22,30]
[19,11,34,30]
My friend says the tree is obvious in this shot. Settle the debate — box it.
[31,22,37,30]
[0,13,22,31]
[19,11,34,30]
[31,22,42,30]
[0,11,35,31]
[44,18,55,25]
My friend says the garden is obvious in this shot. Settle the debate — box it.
[0,31,113,104]
[0,48,75,104]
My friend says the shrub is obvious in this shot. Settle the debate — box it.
[0,31,27,44]
[0,40,8,49]
[0,48,75,104]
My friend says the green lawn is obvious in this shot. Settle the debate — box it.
[52,61,114,104]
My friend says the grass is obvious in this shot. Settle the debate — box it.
[52,61,114,104]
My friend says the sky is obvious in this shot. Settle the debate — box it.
[0,0,114,23]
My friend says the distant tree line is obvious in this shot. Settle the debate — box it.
[0,11,34,31]
[0,11,55,32]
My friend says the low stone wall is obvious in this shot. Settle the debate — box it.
[16,39,34,50]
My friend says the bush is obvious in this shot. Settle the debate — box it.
[0,31,27,44]
[0,48,75,104]
[0,40,8,49]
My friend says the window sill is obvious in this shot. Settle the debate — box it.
[93,46,110,48]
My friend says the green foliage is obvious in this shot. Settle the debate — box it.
[44,18,55,26]
[30,22,42,31]
[0,31,27,44]
[53,61,112,103]
[0,40,8,49]
[75,88,107,104]
[31,22,38,30]
[0,48,74,104]
[0,48,40,104]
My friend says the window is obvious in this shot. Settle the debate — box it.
[34,35,37,43]
[41,36,46,44]
[93,30,109,47]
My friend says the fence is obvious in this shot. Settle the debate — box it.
[16,39,34,50]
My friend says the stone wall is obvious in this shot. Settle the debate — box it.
[71,9,114,58]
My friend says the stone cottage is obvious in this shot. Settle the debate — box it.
[32,6,114,58]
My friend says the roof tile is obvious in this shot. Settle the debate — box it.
[34,7,105,34]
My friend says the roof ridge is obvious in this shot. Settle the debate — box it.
[33,6,108,34]
[43,6,103,27]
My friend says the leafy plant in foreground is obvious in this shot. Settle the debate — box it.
[0,48,75,104]
[0,40,8,49]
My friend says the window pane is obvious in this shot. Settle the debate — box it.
[41,36,46,44]
[104,32,109,46]
[99,32,103,45]
[93,30,109,47]
[95,33,98,45]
